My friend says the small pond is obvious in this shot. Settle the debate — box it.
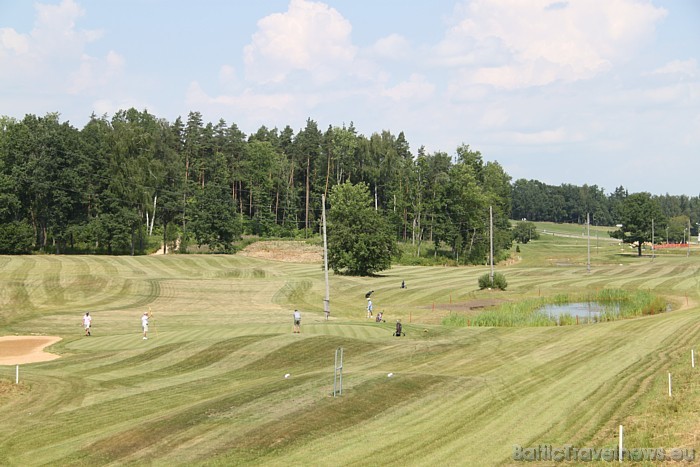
[538,302,620,324]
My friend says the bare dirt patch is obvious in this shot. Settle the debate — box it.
[0,336,62,365]
[426,298,507,312]
[239,241,323,263]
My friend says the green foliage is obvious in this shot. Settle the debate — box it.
[0,220,34,254]
[190,180,242,253]
[2,109,698,259]
[612,192,667,256]
[477,272,507,290]
[512,179,618,225]
[165,223,180,253]
[666,215,690,243]
[441,313,468,327]
[327,181,396,275]
[512,221,539,243]
[393,241,457,266]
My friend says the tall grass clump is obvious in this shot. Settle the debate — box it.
[584,289,666,319]
[470,298,549,327]
[442,313,468,327]
[465,289,668,327]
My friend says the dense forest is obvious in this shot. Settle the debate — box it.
[512,179,700,229]
[0,110,698,259]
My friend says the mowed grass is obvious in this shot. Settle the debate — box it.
[0,230,699,466]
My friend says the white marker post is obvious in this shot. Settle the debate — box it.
[692,349,695,369]
[15,365,19,384]
[668,372,672,397]
[618,425,623,463]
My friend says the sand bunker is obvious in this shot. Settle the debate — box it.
[0,336,62,365]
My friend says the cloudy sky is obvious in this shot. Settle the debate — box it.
[1,0,698,195]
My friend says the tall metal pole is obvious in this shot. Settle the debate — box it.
[586,213,591,273]
[322,194,330,320]
[489,206,494,285]
[651,219,656,261]
[333,347,343,397]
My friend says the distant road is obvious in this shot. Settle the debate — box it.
[540,229,619,242]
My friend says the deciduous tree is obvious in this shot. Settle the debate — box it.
[327,182,396,276]
[612,192,666,256]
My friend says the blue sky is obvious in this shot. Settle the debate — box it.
[1,0,698,196]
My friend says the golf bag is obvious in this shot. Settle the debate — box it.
[393,321,405,337]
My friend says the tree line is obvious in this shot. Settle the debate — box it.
[1,109,697,261]
[512,179,700,240]
[0,110,512,263]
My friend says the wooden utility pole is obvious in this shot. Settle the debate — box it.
[489,206,494,285]
[322,194,330,320]
[587,212,591,272]
[305,156,310,237]
[651,218,656,261]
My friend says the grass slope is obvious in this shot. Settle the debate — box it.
[0,231,698,466]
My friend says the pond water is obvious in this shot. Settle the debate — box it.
[538,302,620,323]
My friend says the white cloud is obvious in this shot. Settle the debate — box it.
[69,50,125,94]
[187,81,299,111]
[243,0,357,84]
[446,76,490,100]
[217,64,241,95]
[479,108,509,128]
[219,65,237,84]
[651,59,699,78]
[28,0,102,60]
[185,81,305,125]
[0,0,110,95]
[0,28,30,55]
[92,97,149,118]
[382,74,435,101]
[369,33,412,60]
[511,128,583,145]
[439,0,667,89]
[643,82,699,105]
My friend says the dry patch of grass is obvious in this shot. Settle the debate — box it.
[428,298,507,312]
[0,380,27,397]
[239,241,323,263]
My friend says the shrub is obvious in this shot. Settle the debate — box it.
[478,272,507,290]
[0,220,34,254]
[493,273,508,290]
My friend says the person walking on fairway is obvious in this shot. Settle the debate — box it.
[142,311,149,340]
[395,319,403,337]
[293,309,301,334]
[366,297,373,319]
[83,312,92,336]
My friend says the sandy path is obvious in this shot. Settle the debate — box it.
[0,336,62,365]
